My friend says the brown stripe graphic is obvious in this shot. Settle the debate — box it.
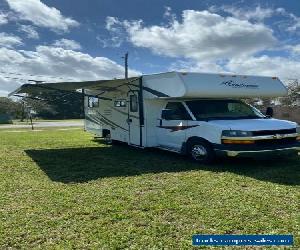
[157,125,199,132]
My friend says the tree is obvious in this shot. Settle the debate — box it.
[24,90,84,119]
[0,97,23,118]
[280,79,300,106]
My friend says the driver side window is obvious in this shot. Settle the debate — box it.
[163,102,191,120]
[228,102,251,114]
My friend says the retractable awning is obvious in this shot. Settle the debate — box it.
[9,77,139,97]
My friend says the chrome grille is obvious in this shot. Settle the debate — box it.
[252,128,296,136]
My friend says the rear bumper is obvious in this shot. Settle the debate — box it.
[213,142,300,158]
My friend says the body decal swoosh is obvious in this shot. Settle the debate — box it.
[157,125,199,132]
[95,111,128,131]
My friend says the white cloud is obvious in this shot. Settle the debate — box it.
[163,6,176,23]
[52,39,82,50]
[287,15,300,32]
[0,32,23,48]
[212,6,300,32]
[169,55,300,83]
[105,8,300,82]
[218,5,274,21]
[163,6,173,18]
[169,60,226,73]
[106,16,120,31]
[284,44,300,55]
[273,7,300,32]
[0,46,140,96]
[290,44,300,54]
[18,25,39,39]
[226,56,300,80]
[99,16,126,47]
[96,35,123,48]
[0,75,22,97]
[6,0,79,33]
[111,10,276,61]
[0,12,8,25]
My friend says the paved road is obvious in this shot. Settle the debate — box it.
[0,120,84,129]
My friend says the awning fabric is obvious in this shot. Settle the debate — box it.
[9,77,138,97]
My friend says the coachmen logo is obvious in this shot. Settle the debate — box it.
[220,80,259,89]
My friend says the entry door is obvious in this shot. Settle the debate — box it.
[156,102,191,151]
[128,94,140,146]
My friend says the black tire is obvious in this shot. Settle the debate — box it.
[102,129,110,138]
[187,138,215,164]
[103,132,112,145]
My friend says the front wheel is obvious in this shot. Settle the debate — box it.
[188,139,215,164]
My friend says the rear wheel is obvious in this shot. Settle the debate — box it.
[103,130,112,144]
[188,139,215,164]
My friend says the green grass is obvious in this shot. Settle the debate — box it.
[6,119,83,125]
[0,129,299,249]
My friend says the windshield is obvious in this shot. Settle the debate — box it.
[186,100,265,120]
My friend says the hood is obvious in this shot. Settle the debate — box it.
[208,118,297,131]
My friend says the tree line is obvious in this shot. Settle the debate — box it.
[0,90,84,121]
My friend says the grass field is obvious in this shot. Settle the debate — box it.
[0,119,83,126]
[0,129,299,249]
[11,119,84,124]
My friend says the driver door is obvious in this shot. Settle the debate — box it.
[156,102,191,151]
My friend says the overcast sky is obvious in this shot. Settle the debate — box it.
[0,0,300,96]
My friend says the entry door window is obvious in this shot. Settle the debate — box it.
[88,97,99,108]
[130,95,138,112]
[164,102,191,120]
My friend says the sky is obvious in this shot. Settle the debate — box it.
[0,0,300,96]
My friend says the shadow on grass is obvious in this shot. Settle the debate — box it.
[25,143,300,185]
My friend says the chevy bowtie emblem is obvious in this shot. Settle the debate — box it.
[273,134,283,139]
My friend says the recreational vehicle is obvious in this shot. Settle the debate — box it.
[11,72,300,163]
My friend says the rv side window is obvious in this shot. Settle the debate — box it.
[114,99,127,107]
[163,102,191,120]
[88,97,99,108]
[130,95,138,112]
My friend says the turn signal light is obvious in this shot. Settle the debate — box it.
[222,139,255,144]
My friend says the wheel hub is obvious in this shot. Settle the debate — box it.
[191,144,207,160]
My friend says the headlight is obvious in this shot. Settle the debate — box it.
[296,126,300,134]
[222,130,253,137]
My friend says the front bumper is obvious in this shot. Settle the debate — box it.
[214,142,300,158]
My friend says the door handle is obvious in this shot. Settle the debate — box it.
[127,118,132,123]
[157,118,162,126]
[159,119,162,126]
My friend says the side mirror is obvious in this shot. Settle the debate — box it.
[265,107,274,117]
[161,109,172,120]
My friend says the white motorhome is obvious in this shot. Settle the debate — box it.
[11,72,300,163]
